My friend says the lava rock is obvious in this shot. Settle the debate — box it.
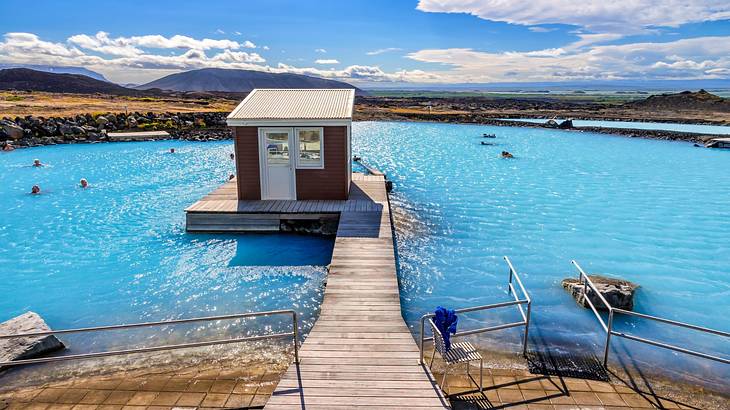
[562,275,638,311]
[0,312,65,371]
[1,120,24,140]
[558,119,574,129]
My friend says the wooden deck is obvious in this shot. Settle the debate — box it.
[185,174,385,232]
[264,175,449,409]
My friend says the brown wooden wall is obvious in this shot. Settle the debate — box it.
[233,126,261,200]
[232,125,349,201]
[296,126,349,200]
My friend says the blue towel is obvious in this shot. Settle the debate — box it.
[434,306,458,352]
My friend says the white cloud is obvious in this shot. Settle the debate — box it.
[233,31,242,36]
[315,48,327,53]
[68,31,247,52]
[262,45,270,50]
[416,0,730,34]
[366,47,402,55]
[3,31,730,85]
[407,36,730,82]
[528,27,556,33]
[215,29,225,35]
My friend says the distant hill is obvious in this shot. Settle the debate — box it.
[0,64,108,82]
[0,68,140,95]
[137,68,364,95]
[626,89,730,112]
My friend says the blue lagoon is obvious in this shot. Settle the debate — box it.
[1,122,729,392]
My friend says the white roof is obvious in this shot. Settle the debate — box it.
[227,89,355,123]
[710,137,730,142]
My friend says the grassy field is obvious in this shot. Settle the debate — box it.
[0,91,237,117]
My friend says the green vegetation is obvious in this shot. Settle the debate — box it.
[4,95,25,102]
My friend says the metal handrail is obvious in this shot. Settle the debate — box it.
[571,260,730,366]
[0,309,299,367]
[419,256,532,364]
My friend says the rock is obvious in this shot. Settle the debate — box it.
[0,312,65,370]
[95,116,109,126]
[562,275,638,311]
[1,120,24,140]
[545,119,559,128]
[558,119,574,129]
[127,116,138,128]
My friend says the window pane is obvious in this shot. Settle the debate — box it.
[298,129,322,167]
[266,132,289,165]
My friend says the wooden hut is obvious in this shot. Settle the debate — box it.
[226,89,355,200]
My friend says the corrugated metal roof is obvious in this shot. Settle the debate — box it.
[227,89,355,121]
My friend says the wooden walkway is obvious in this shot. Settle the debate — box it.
[265,174,449,409]
[185,175,385,232]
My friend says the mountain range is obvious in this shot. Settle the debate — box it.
[0,68,141,95]
[137,68,363,94]
[0,67,362,96]
[0,64,109,82]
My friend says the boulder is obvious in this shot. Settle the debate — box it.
[0,312,65,370]
[1,120,24,140]
[562,275,638,311]
[95,116,109,126]
[545,119,559,128]
[558,119,574,129]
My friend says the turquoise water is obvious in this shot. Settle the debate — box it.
[353,122,730,389]
[0,141,333,352]
[502,118,730,135]
[2,123,729,389]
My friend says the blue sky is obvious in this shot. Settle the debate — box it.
[1,0,729,85]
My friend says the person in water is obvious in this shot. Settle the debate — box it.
[80,178,89,188]
[2,142,14,151]
[31,185,41,194]
[33,159,44,167]
[230,153,235,160]
[228,174,235,180]
[501,151,514,158]
[170,148,175,154]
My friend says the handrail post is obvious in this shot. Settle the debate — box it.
[522,301,531,357]
[603,309,613,367]
[419,316,425,365]
[292,311,299,364]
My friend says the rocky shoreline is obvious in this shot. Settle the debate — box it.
[355,110,725,144]
[2,109,726,150]
[1,111,231,149]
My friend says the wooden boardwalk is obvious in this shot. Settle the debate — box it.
[265,174,449,409]
[185,175,385,232]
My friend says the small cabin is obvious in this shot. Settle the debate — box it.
[226,89,355,200]
[705,137,730,149]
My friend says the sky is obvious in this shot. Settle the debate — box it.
[0,0,729,85]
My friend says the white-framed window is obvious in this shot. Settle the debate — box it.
[295,127,324,169]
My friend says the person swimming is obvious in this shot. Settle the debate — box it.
[170,148,175,154]
[33,159,44,167]
[80,178,89,188]
[230,153,235,160]
[31,185,41,194]
[501,151,514,158]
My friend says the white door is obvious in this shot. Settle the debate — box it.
[260,128,295,200]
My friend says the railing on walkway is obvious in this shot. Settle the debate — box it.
[571,260,730,367]
[419,256,532,364]
[0,309,299,367]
